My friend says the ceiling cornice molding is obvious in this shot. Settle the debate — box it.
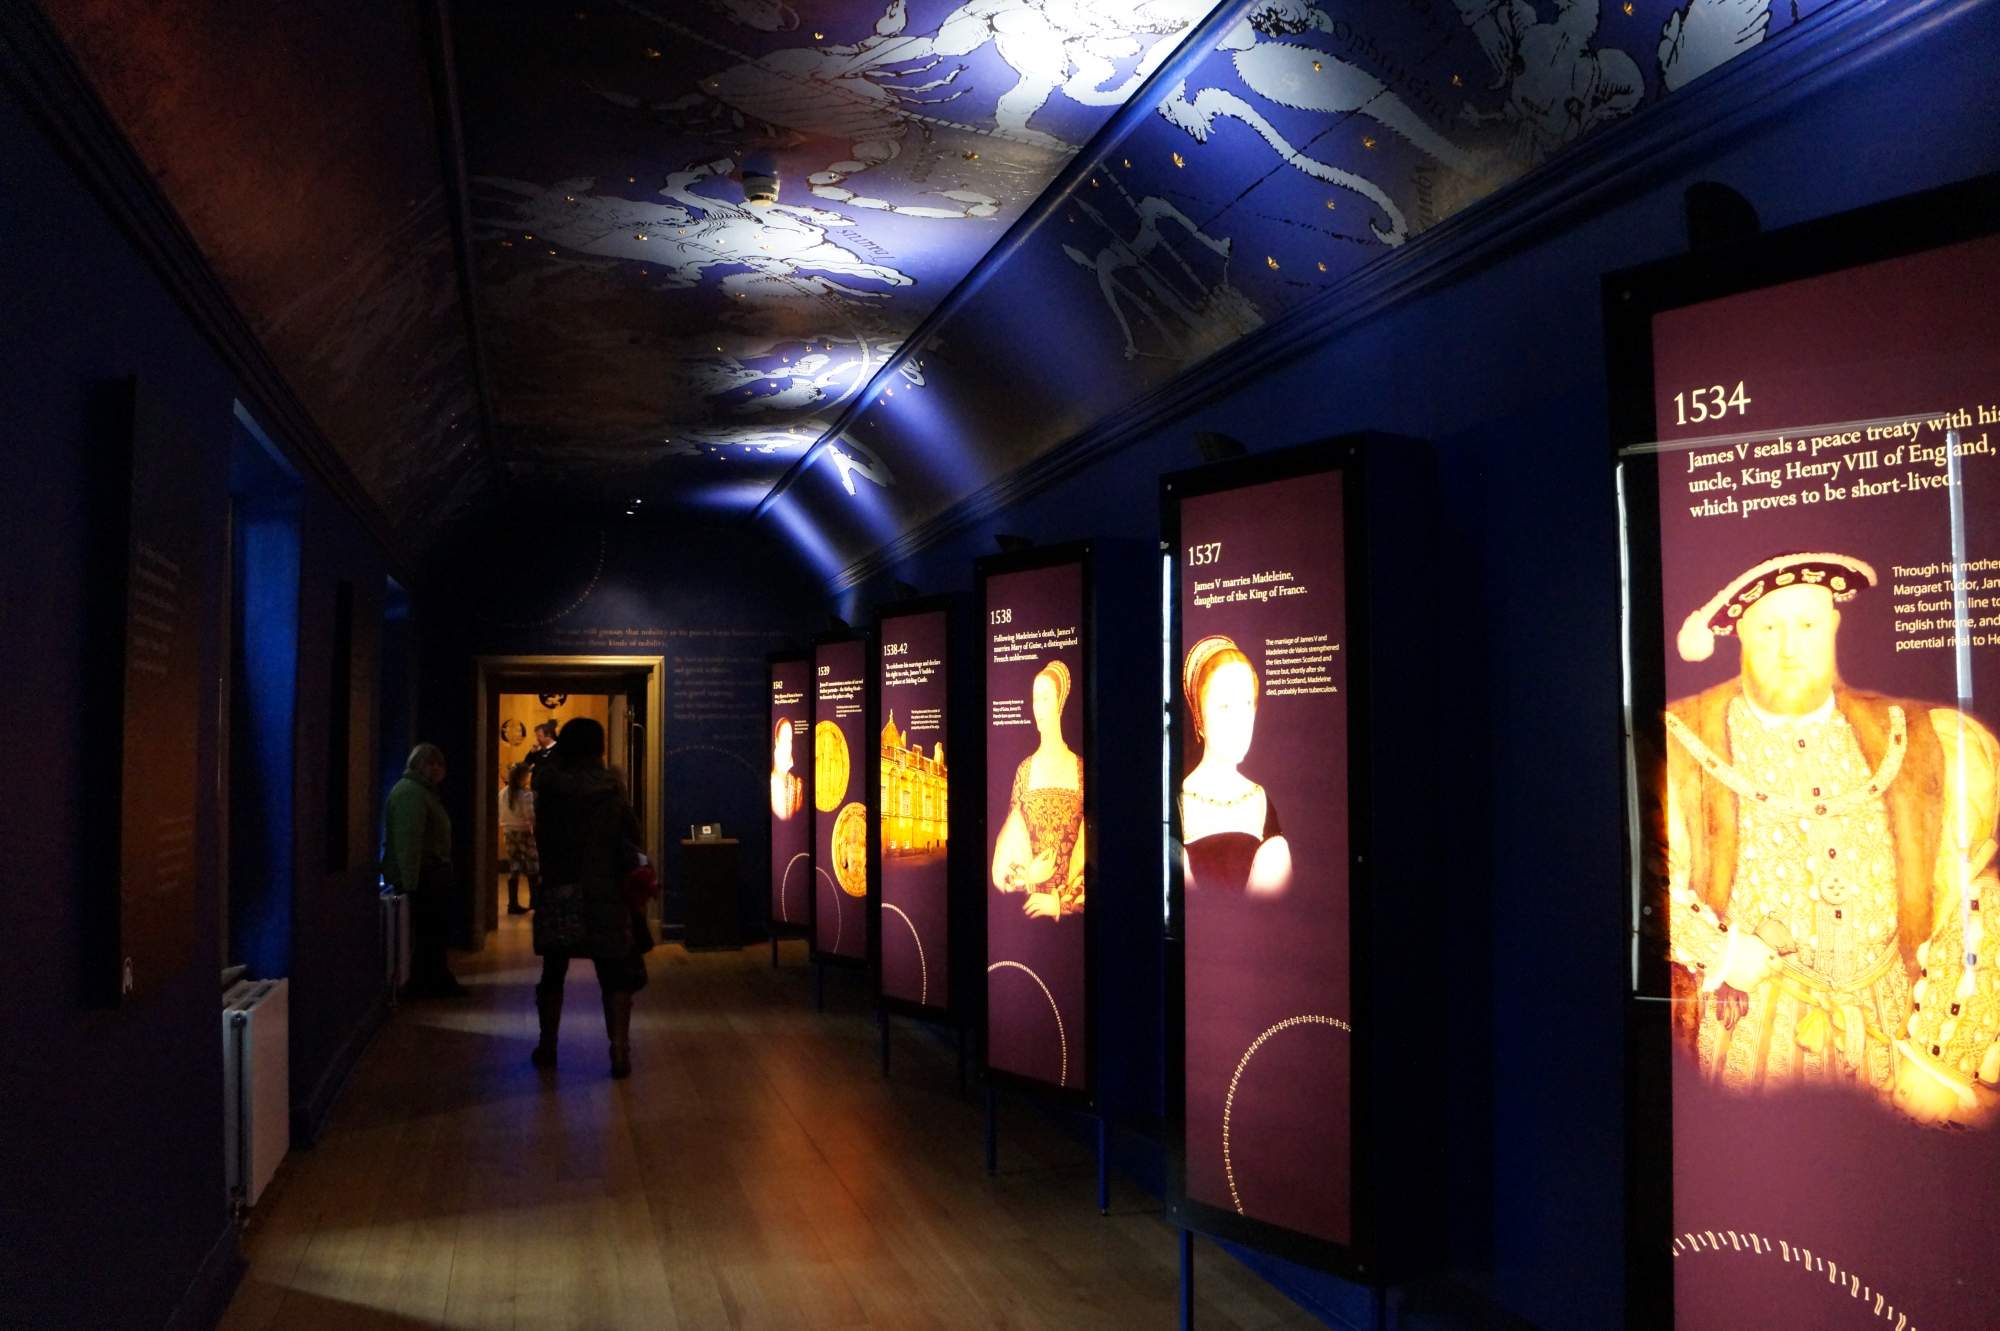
[825,0,1984,593]
[420,0,510,493]
[0,0,419,579]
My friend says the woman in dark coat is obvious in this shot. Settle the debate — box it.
[528,718,652,1077]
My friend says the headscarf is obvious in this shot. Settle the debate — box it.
[1182,636,1257,739]
[1034,659,1071,712]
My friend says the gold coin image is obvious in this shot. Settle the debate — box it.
[814,720,850,811]
[832,801,869,898]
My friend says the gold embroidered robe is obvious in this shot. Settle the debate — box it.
[1665,681,2000,1120]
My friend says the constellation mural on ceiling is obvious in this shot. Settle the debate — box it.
[776,0,1857,578]
[1046,0,1813,381]
[1062,186,1262,363]
[1160,1,1498,245]
[455,0,1212,496]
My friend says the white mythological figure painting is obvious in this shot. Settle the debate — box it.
[476,167,916,303]
[1063,193,1263,362]
[683,330,901,419]
[1656,0,1770,92]
[826,435,896,494]
[912,0,1216,145]
[693,352,855,414]
[612,0,1206,216]
[1158,1,1494,247]
[1454,0,1643,164]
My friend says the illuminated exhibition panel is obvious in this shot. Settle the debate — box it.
[768,655,810,929]
[981,550,1090,1098]
[1617,192,2000,1330]
[1166,455,1354,1257]
[877,603,950,1016]
[812,636,869,963]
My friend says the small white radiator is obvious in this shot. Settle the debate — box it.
[222,978,289,1208]
[380,887,411,990]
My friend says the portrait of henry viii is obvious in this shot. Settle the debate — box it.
[1663,552,2000,1126]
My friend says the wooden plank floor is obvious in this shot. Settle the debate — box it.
[220,915,1321,1330]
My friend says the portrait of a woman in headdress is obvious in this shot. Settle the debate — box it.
[1180,635,1291,897]
[991,659,1085,919]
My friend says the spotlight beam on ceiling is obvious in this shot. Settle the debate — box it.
[747,0,1261,527]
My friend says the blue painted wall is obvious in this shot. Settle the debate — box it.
[422,521,825,949]
[838,7,2000,1327]
[229,434,301,984]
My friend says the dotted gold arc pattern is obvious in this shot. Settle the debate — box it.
[815,867,845,953]
[883,904,926,1005]
[778,852,808,923]
[1673,1228,1919,1328]
[987,961,1066,1086]
[832,802,869,897]
[814,720,850,811]
[1222,1015,1352,1215]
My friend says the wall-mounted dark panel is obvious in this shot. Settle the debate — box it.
[107,383,212,1003]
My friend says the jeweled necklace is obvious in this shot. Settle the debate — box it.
[1664,705,1906,819]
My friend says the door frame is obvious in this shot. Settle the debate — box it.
[472,655,665,944]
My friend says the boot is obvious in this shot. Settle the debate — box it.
[531,986,562,1067]
[507,875,527,914]
[603,991,634,1079]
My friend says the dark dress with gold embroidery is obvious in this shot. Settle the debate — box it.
[1010,753,1084,915]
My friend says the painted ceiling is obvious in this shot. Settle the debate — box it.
[43,0,1845,574]
[452,0,1218,515]
[759,0,1844,580]
[450,0,1842,574]
[44,0,496,547]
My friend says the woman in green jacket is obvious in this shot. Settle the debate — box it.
[528,718,652,1077]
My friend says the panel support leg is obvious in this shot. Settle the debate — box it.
[770,933,778,970]
[878,1008,890,1077]
[813,961,824,1012]
[983,1086,997,1176]
[1097,1115,1110,1215]
[1180,1229,1194,1331]
[955,1026,968,1099]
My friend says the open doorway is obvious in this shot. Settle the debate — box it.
[472,656,664,943]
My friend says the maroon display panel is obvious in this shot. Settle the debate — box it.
[1178,470,1353,1246]
[879,608,949,1012]
[813,638,868,961]
[984,561,1087,1093]
[1645,233,2000,1330]
[768,657,810,927]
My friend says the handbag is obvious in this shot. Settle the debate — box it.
[622,862,660,914]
